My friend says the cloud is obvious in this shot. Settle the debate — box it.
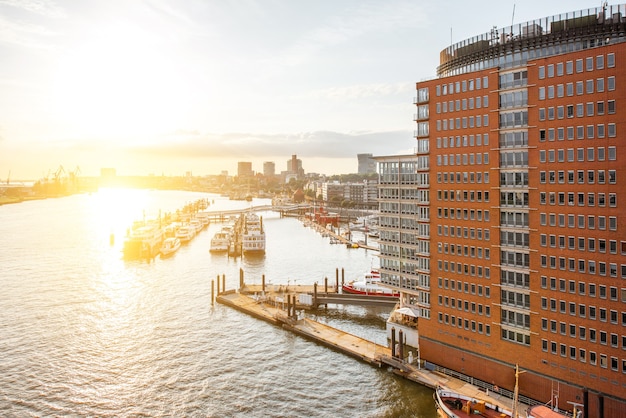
[0,0,66,18]
[131,130,412,160]
[0,12,59,50]
[306,82,414,100]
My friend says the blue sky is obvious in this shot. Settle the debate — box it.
[0,0,601,178]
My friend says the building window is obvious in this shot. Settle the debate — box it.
[608,147,616,161]
[608,76,615,91]
[608,123,616,137]
[607,53,615,67]
[576,59,583,73]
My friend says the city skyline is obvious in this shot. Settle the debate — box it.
[0,0,596,179]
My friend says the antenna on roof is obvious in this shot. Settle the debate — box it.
[511,3,516,27]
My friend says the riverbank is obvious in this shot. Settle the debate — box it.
[0,195,49,205]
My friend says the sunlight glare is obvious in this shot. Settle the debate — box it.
[53,23,191,138]
[92,188,151,244]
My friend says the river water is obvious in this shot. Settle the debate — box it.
[0,189,436,417]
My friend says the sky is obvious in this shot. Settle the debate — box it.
[0,0,602,179]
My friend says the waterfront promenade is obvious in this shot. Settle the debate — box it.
[217,289,526,414]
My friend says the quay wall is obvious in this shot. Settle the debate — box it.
[421,338,623,418]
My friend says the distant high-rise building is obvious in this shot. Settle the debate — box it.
[263,161,275,177]
[379,5,626,416]
[285,154,304,177]
[357,153,376,174]
[237,161,253,177]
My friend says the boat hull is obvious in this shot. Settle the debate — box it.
[434,387,512,418]
[341,284,399,298]
[160,238,181,258]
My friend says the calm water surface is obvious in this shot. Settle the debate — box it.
[0,189,435,417]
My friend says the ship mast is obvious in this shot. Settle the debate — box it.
[512,364,525,418]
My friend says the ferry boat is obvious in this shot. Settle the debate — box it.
[210,229,231,252]
[242,212,265,254]
[341,271,399,297]
[160,237,181,258]
[123,224,164,260]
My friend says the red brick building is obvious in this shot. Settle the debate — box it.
[380,5,625,417]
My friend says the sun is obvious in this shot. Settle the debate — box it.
[53,23,190,139]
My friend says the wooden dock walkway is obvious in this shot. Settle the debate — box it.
[217,290,390,366]
[216,290,527,414]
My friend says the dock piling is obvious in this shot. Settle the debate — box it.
[216,275,220,295]
[335,268,339,293]
[239,268,244,291]
[222,274,226,293]
[262,274,265,293]
[211,280,215,305]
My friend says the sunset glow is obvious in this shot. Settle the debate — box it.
[0,0,597,178]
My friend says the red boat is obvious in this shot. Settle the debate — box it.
[342,271,400,298]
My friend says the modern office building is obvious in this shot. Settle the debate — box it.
[286,154,304,178]
[358,153,376,174]
[379,5,625,417]
[263,161,275,178]
[237,161,253,178]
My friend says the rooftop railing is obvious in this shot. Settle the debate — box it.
[439,4,626,65]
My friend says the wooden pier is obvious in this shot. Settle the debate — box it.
[217,290,391,366]
[215,288,527,414]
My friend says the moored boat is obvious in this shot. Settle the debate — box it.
[526,405,581,418]
[341,271,399,297]
[210,229,231,253]
[434,386,513,418]
[123,224,164,260]
[160,237,181,258]
[242,212,265,254]
[189,218,204,234]
[175,225,196,243]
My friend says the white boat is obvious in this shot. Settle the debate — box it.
[189,218,204,234]
[242,212,265,254]
[160,237,181,258]
[123,224,164,260]
[210,229,231,252]
[196,211,211,228]
[175,225,195,243]
[342,271,399,297]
